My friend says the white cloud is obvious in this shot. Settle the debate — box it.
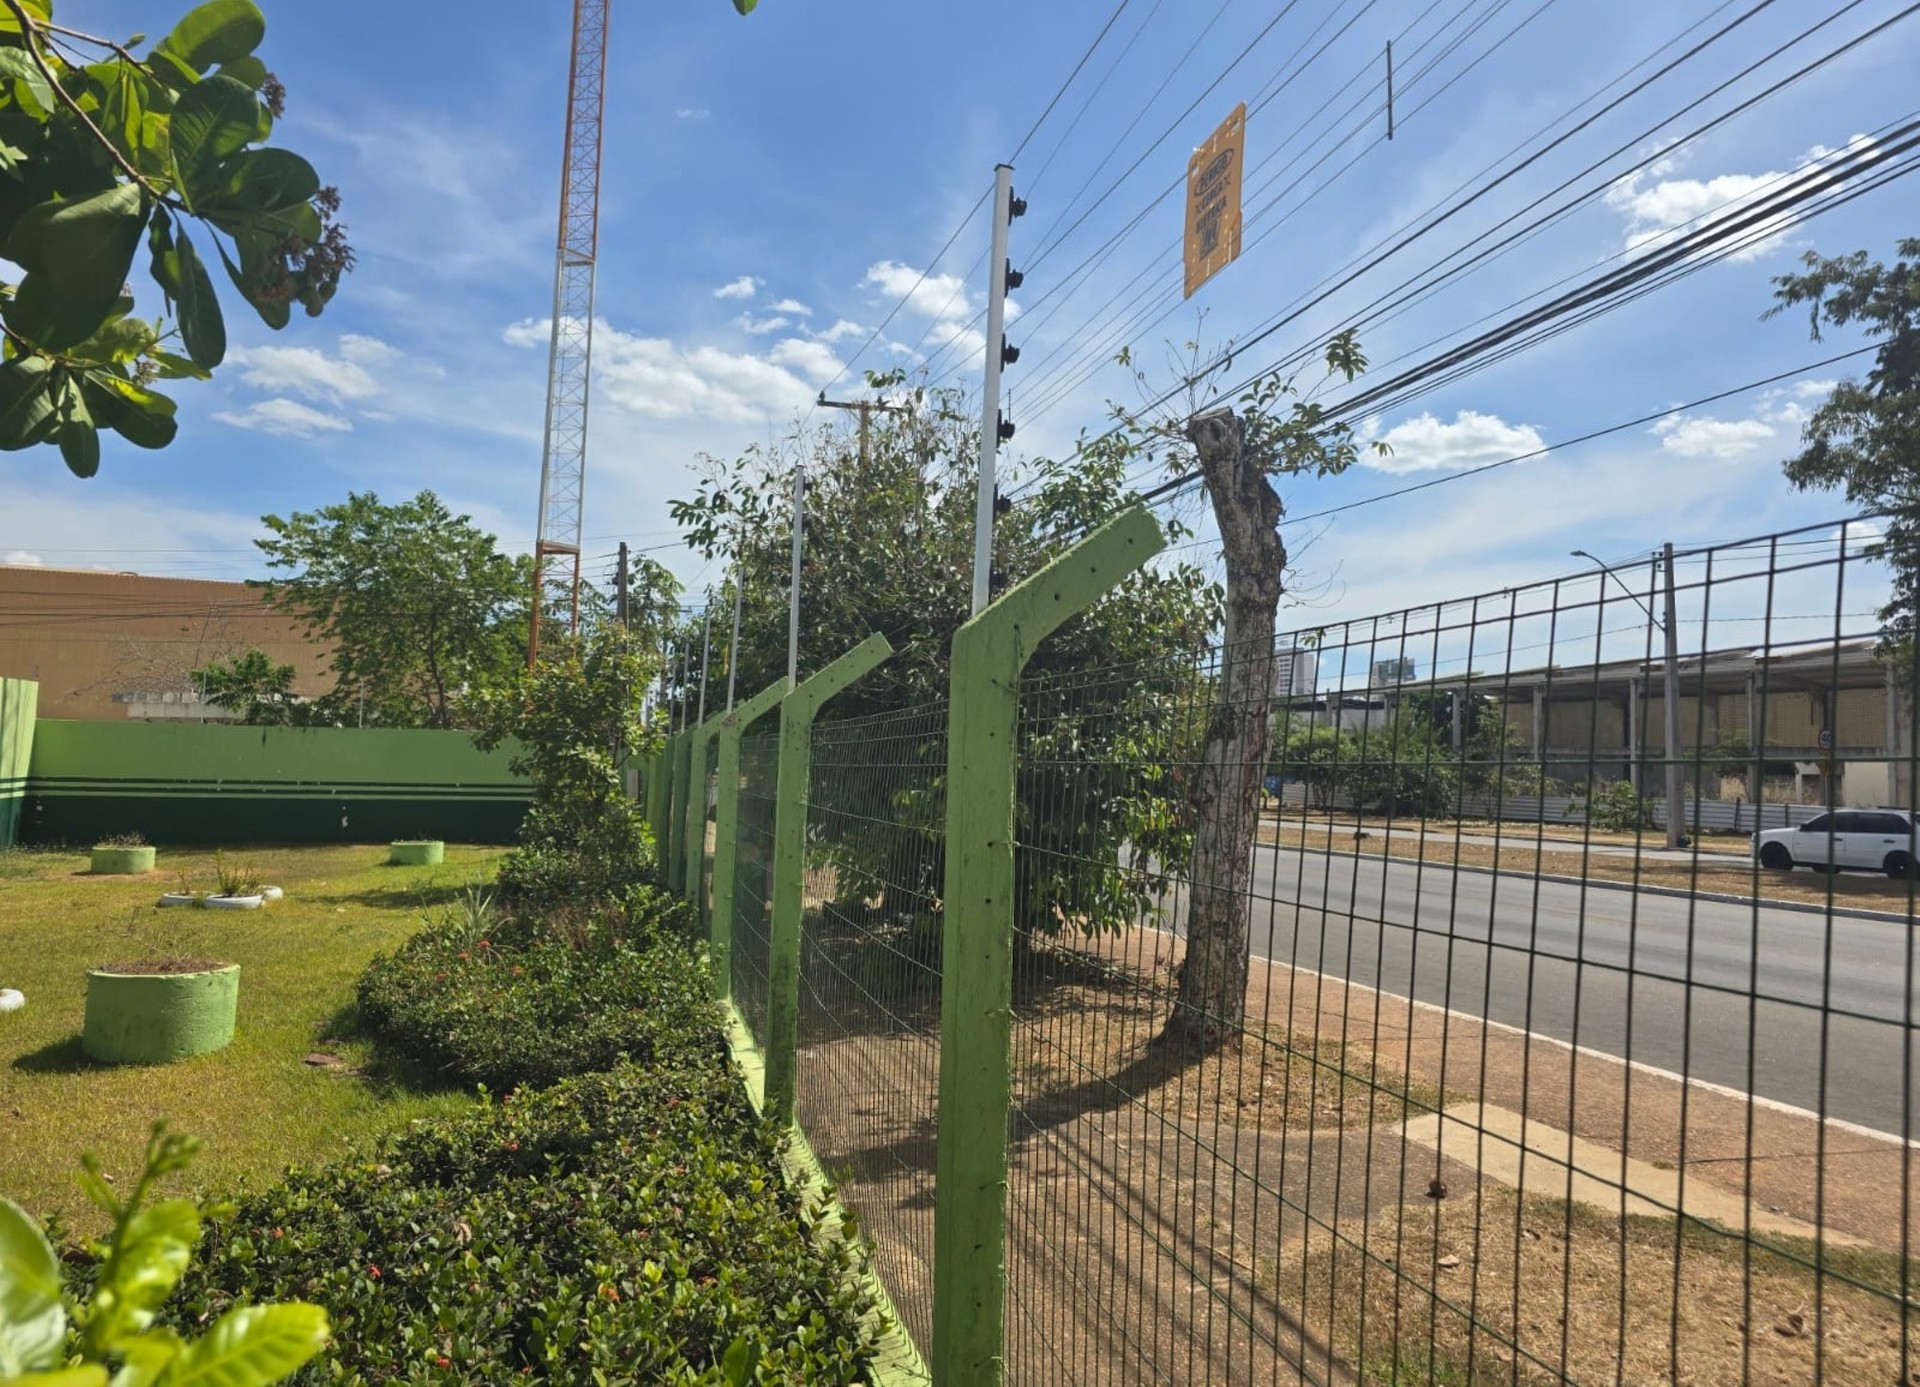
[767,338,843,384]
[212,399,355,437]
[737,313,791,335]
[1647,381,1821,459]
[674,107,710,121]
[863,260,984,365]
[713,275,761,301]
[1359,409,1546,474]
[1649,415,1777,459]
[816,318,866,343]
[228,336,394,403]
[1605,135,1874,263]
[768,298,812,316]
[4,550,41,566]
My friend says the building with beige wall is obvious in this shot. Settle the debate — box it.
[0,565,330,722]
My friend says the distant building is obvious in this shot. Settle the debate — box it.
[0,565,330,722]
[1371,655,1417,687]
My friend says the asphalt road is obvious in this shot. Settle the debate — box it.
[1167,848,1920,1138]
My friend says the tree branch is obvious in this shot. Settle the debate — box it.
[1,0,165,197]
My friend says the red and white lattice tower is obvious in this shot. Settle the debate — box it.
[529,0,610,665]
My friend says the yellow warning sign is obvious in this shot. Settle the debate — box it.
[1184,102,1246,300]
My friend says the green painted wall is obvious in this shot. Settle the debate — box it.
[23,720,529,846]
[1,679,35,848]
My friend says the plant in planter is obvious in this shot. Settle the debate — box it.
[0,1124,328,1383]
[157,868,201,909]
[388,838,444,866]
[84,915,240,1065]
[205,852,266,911]
[89,832,156,877]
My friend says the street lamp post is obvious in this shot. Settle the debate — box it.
[1574,547,1687,850]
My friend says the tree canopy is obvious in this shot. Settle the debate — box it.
[1768,239,1920,639]
[253,491,530,730]
[0,0,350,474]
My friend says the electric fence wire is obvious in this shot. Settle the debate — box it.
[1040,0,1901,461]
[1010,0,1912,515]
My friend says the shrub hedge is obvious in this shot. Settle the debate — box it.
[174,1060,877,1383]
[354,889,710,1093]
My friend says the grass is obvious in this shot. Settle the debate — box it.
[0,842,508,1235]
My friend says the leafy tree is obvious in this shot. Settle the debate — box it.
[1767,239,1920,641]
[670,370,1217,942]
[0,0,350,475]
[253,491,530,730]
[192,645,298,724]
[465,624,662,908]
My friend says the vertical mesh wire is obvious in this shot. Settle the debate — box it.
[732,729,780,1051]
[792,702,950,1361]
[989,517,1917,1384]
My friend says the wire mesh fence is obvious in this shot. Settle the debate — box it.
[994,515,1919,1385]
[731,730,779,1050]
[667,514,1919,1384]
[791,703,951,1357]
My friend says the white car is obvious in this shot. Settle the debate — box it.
[1752,809,1919,879]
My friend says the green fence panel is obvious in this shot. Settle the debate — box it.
[765,633,893,1127]
[709,680,786,1000]
[21,719,527,845]
[683,714,723,914]
[666,731,693,894]
[930,506,1163,1387]
[0,679,36,848]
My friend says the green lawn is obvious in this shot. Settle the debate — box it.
[0,842,508,1234]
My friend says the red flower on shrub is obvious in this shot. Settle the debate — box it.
[478,940,491,949]
[435,1357,451,1369]
[457,951,470,961]
[367,1264,382,1279]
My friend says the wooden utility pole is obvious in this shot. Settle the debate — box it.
[816,392,904,469]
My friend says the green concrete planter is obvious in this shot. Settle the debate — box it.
[82,963,239,1065]
[389,840,444,866]
[89,845,155,875]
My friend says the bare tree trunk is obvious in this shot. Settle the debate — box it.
[1164,407,1283,1050]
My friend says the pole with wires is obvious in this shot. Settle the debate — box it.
[970,164,1025,616]
[726,567,744,712]
[788,465,805,684]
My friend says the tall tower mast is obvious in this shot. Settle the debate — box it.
[529,0,611,666]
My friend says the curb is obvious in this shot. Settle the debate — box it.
[722,1002,932,1387]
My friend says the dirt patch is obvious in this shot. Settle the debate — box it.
[92,957,230,975]
[1012,944,1449,1134]
[1283,1181,1920,1385]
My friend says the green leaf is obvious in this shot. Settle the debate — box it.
[4,184,149,351]
[215,233,287,330]
[732,0,759,12]
[174,230,226,369]
[24,1369,108,1387]
[157,1,266,74]
[0,356,57,450]
[170,75,260,187]
[89,1198,200,1350]
[69,312,157,366]
[0,0,50,36]
[0,49,54,119]
[148,350,211,381]
[84,372,179,450]
[164,1304,329,1387]
[59,420,100,477]
[104,1327,184,1387]
[0,1197,64,1375]
[202,148,317,214]
[215,56,267,90]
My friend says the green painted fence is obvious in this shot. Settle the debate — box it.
[1,678,35,848]
[21,718,529,846]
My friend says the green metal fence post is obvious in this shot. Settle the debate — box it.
[709,679,787,1000]
[683,713,724,913]
[765,633,894,1127]
[666,731,693,894]
[930,506,1163,1387]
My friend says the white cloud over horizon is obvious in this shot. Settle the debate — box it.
[213,399,356,438]
[1358,409,1546,474]
[713,275,761,300]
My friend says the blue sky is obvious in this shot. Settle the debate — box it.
[3,0,1916,643]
